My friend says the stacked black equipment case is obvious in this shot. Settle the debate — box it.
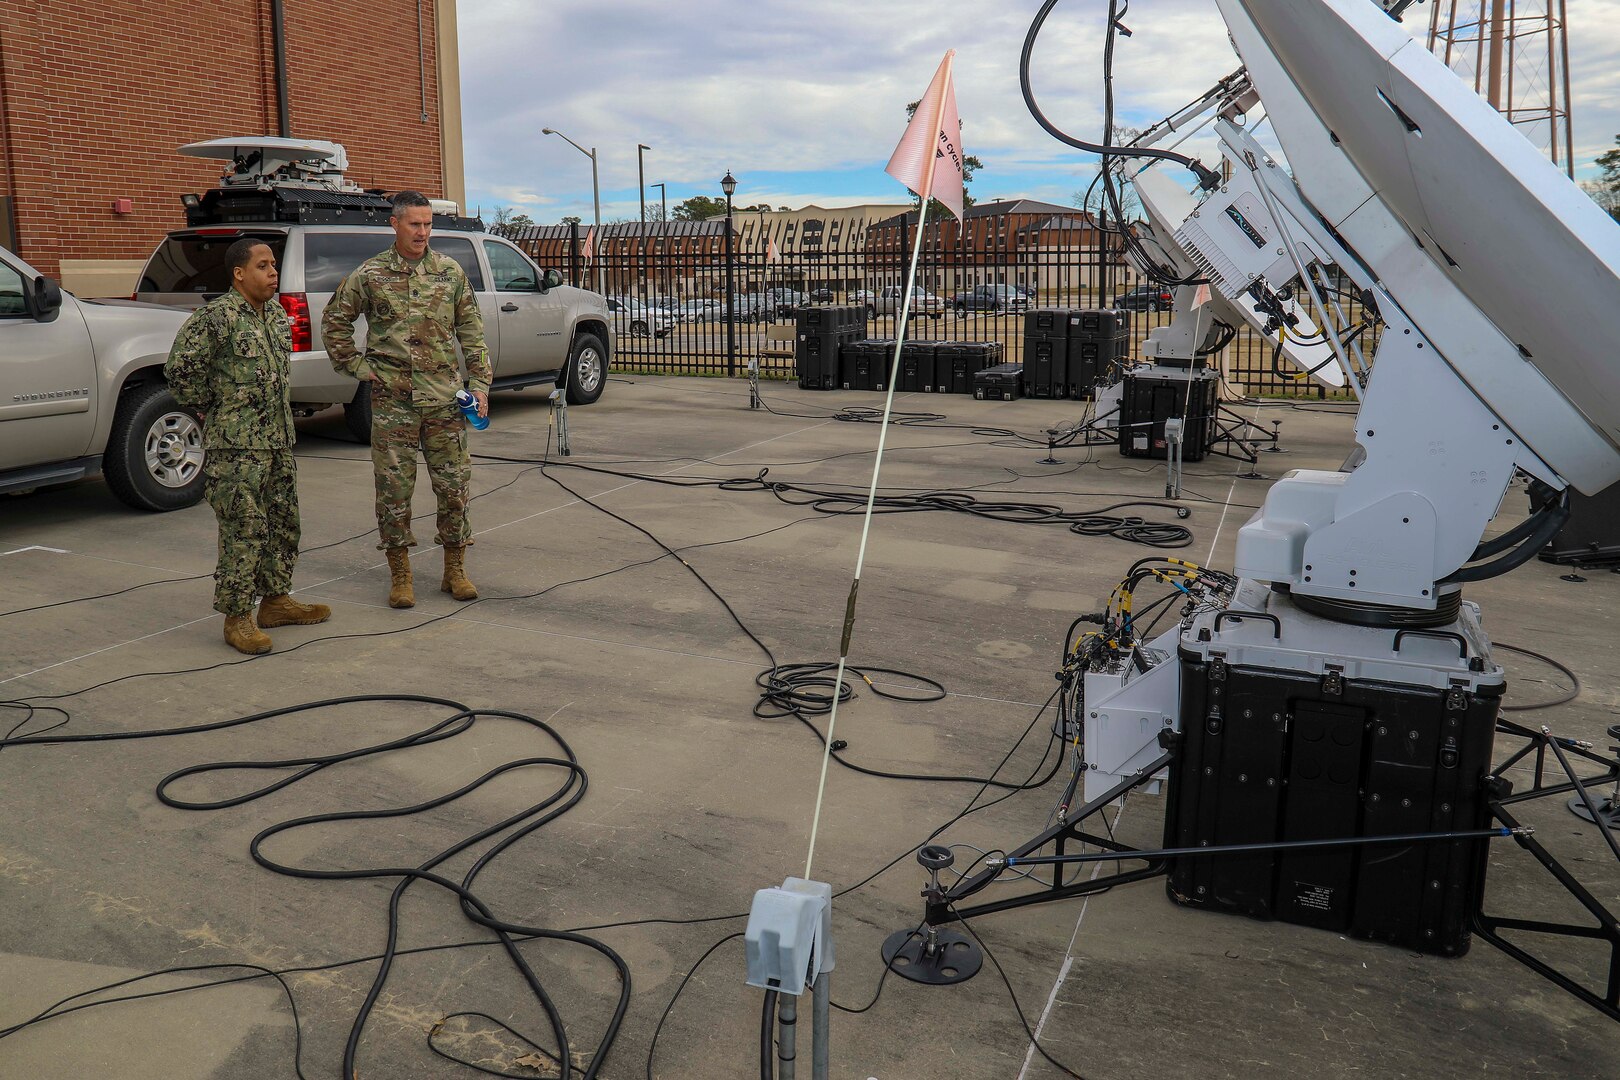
[837,339,1003,394]
[1022,308,1070,399]
[1022,308,1130,400]
[1168,594,1503,957]
[935,341,1004,394]
[795,304,866,390]
[973,362,1024,401]
[841,339,893,392]
[899,341,938,393]
[1118,366,1219,461]
[1539,483,1620,567]
[1068,308,1130,399]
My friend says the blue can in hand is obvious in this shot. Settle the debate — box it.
[455,389,489,430]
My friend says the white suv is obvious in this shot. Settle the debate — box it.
[136,207,612,442]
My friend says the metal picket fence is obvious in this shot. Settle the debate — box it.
[507,215,1359,398]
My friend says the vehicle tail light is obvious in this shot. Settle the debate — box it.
[278,292,312,351]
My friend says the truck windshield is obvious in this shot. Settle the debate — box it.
[138,233,287,295]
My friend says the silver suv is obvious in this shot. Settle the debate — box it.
[136,219,612,442]
[0,244,198,511]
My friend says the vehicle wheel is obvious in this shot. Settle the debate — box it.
[343,381,373,444]
[866,305,876,320]
[630,319,650,337]
[103,381,207,511]
[563,331,607,405]
[953,304,965,316]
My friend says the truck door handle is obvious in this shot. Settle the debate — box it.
[501,303,519,312]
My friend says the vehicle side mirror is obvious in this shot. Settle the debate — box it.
[32,275,62,323]
[540,268,564,293]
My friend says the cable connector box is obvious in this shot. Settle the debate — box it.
[745,877,834,992]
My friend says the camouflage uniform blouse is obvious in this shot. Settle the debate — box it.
[164,288,295,450]
[321,246,493,407]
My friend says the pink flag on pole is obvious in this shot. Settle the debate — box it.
[766,235,780,264]
[580,226,595,260]
[885,51,964,221]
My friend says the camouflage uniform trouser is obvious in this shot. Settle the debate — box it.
[203,449,300,616]
[371,383,472,551]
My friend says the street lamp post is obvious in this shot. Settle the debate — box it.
[722,170,737,377]
[650,181,668,304]
[637,144,651,227]
[637,143,651,292]
[542,127,603,296]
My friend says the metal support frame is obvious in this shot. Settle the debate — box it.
[549,388,571,457]
[1164,417,1185,498]
[895,715,1620,1026]
[924,753,1174,928]
[1472,719,1620,1021]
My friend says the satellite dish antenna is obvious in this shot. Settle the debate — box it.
[179,136,355,190]
[1226,0,1620,471]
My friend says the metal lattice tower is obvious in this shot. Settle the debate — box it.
[1426,1,1574,177]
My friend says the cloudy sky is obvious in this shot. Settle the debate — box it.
[458,0,1620,223]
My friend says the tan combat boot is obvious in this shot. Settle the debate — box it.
[386,547,415,608]
[224,615,272,655]
[441,544,478,601]
[257,594,332,627]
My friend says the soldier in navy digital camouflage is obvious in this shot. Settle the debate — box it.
[322,190,491,608]
[164,238,332,654]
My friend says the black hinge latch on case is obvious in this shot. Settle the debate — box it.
[1322,666,1345,697]
[1445,682,1468,712]
[1209,655,1228,683]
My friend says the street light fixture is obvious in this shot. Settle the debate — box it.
[721,170,737,377]
[637,143,651,228]
[542,127,603,296]
[637,144,652,292]
[650,180,668,307]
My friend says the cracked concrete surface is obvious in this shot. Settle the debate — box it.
[1,376,1616,1078]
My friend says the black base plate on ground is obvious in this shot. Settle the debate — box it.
[881,927,983,985]
[1568,794,1620,829]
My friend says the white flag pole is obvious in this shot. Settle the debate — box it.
[802,53,954,881]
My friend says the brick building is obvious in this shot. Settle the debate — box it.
[864,199,1116,295]
[0,0,464,295]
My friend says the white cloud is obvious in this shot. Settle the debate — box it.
[458,0,1620,220]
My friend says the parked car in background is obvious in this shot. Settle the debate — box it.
[763,287,807,318]
[950,284,1030,314]
[722,293,767,322]
[872,284,945,319]
[606,296,674,338]
[678,298,721,321]
[850,289,876,316]
[808,287,834,303]
[1114,284,1174,312]
[0,243,197,510]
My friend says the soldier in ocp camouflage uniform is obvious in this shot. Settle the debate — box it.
[321,190,491,608]
[165,238,331,654]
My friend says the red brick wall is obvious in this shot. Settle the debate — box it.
[0,0,445,280]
